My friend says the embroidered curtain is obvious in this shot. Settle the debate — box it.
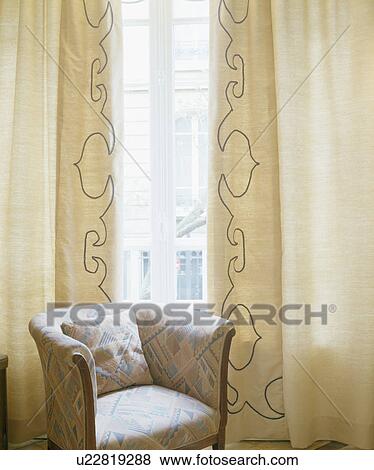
[0,0,123,443]
[209,0,374,448]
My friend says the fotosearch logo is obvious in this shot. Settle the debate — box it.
[46,302,336,327]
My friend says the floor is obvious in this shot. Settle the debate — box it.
[16,439,353,450]
[227,440,354,450]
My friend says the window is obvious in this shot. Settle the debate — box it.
[122,0,209,302]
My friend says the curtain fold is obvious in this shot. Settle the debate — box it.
[273,0,374,449]
[209,0,374,448]
[0,0,123,444]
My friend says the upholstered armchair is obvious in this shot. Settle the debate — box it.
[29,309,235,450]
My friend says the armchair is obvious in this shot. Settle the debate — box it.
[29,308,235,450]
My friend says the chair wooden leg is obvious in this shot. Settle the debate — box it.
[212,431,225,450]
[47,438,60,450]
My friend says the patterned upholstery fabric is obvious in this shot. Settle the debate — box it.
[29,313,97,449]
[136,310,234,408]
[30,308,234,450]
[96,385,219,450]
[61,317,153,395]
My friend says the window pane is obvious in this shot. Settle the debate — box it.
[123,26,149,84]
[174,24,209,75]
[175,116,192,133]
[173,0,209,19]
[176,135,192,158]
[123,20,151,300]
[122,0,148,21]
[174,22,208,239]
[176,250,203,300]
[124,250,151,300]
[123,25,151,240]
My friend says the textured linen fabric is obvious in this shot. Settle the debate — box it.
[0,0,124,443]
[209,0,374,449]
[273,0,374,449]
[61,318,153,395]
[137,309,235,409]
[96,385,219,450]
[208,0,286,442]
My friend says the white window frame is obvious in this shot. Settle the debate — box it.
[123,0,208,303]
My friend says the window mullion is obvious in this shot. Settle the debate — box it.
[150,0,175,303]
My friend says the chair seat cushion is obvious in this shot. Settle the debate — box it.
[96,385,219,450]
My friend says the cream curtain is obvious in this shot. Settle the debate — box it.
[209,0,374,448]
[0,0,123,444]
[209,0,286,443]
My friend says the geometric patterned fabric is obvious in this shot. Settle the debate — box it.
[30,310,234,449]
[137,309,233,408]
[61,317,153,395]
[96,385,219,449]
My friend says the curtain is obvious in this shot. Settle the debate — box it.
[209,0,286,443]
[0,0,123,444]
[209,0,374,449]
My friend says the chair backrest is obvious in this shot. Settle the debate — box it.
[136,307,235,409]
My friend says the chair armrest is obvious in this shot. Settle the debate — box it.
[29,314,97,449]
[137,309,235,410]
